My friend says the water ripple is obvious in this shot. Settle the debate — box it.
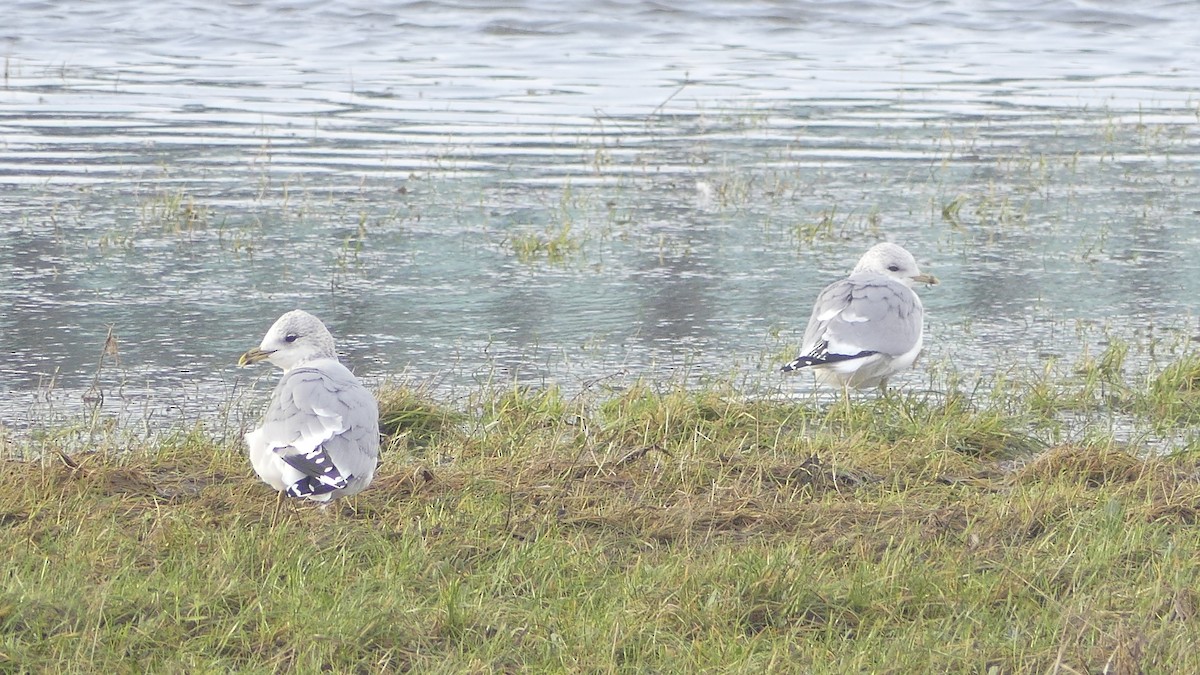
[1,0,1199,429]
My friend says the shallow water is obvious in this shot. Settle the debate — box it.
[2,1,1200,434]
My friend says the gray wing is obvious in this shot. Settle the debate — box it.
[801,274,923,359]
[260,364,380,492]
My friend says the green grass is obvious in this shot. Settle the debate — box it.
[3,368,1200,672]
[505,222,581,264]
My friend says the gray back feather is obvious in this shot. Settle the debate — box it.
[802,273,924,357]
[261,361,380,481]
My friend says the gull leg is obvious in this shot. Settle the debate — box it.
[878,377,891,400]
[270,489,284,528]
[835,382,853,417]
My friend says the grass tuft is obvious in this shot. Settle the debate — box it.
[1138,354,1200,428]
[506,222,581,264]
[377,385,465,451]
[1013,444,1150,487]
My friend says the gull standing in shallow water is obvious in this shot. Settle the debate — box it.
[782,243,938,391]
[239,310,379,502]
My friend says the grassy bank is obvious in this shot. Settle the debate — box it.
[4,359,1200,672]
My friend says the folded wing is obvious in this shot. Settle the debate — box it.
[257,363,380,500]
[784,275,923,371]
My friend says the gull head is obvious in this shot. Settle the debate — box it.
[853,243,939,288]
[238,309,339,372]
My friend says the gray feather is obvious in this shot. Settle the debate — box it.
[259,363,379,490]
[802,273,923,358]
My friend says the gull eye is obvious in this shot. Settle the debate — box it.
[887,264,900,272]
[284,334,299,343]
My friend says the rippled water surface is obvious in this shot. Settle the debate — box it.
[2,1,1200,432]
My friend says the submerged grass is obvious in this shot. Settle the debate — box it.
[4,372,1200,672]
[505,222,582,264]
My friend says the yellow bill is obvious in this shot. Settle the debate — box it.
[238,347,274,368]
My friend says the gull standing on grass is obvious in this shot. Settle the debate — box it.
[781,243,938,391]
[239,310,379,502]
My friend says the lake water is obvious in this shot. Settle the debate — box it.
[2,1,1200,437]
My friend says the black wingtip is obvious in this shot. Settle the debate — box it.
[781,356,820,373]
[287,472,355,499]
[280,446,353,498]
[781,350,879,373]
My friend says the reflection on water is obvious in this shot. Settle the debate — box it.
[1,1,1200,432]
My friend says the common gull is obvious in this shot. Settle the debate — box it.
[239,310,379,502]
[782,243,938,390]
